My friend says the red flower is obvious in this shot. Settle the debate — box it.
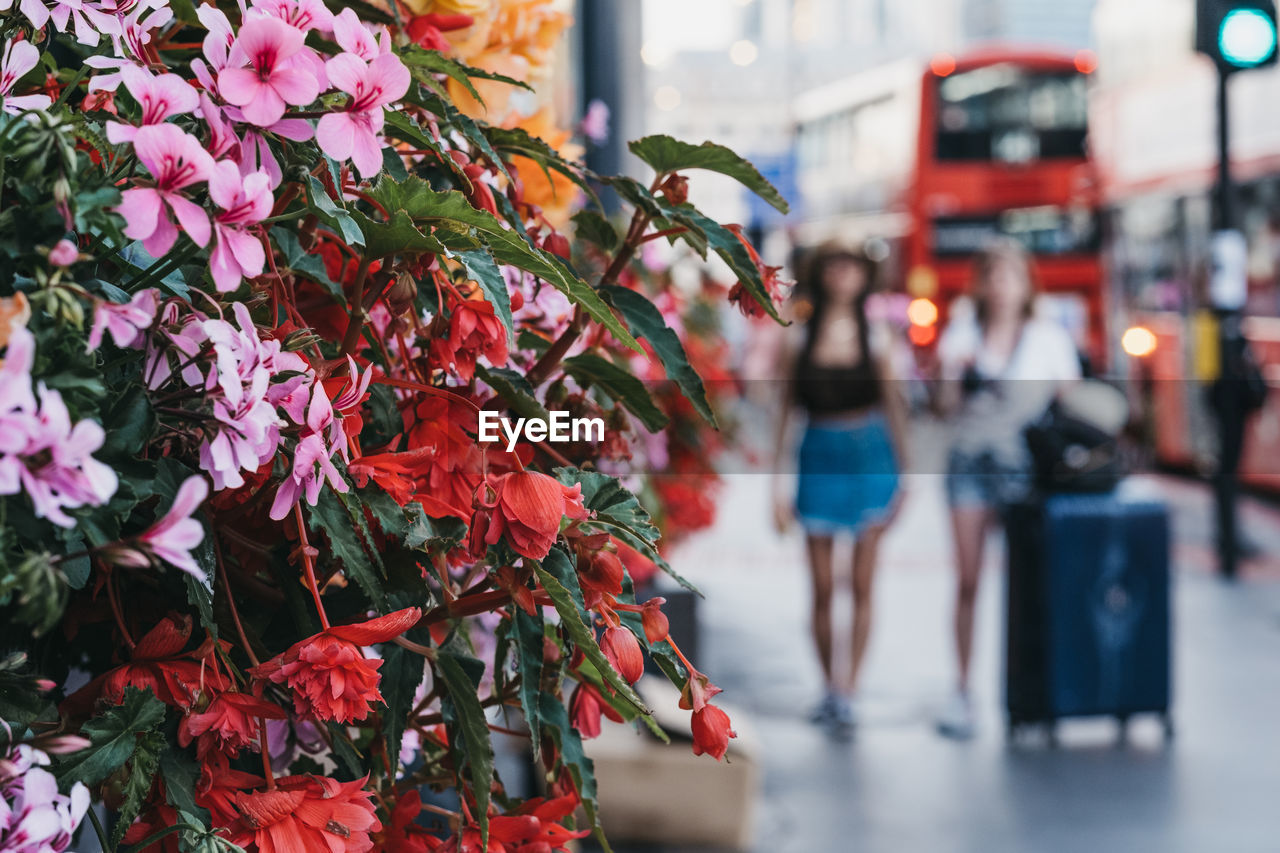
[122,800,182,852]
[470,470,588,561]
[568,682,622,740]
[252,608,421,723]
[690,704,736,761]
[640,598,669,644]
[228,774,381,853]
[599,626,644,684]
[406,13,474,51]
[63,614,227,716]
[179,691,287,759]
[578,549,624,600]
[377,790,439,853]
[725,224,791,318]
[431,297,509,381]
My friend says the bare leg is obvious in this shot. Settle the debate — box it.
[806,534,836,689]
[846,523,885,694]
[949,506,992,691]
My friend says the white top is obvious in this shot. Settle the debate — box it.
[939,316,1082,464]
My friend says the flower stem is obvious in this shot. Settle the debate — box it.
[214,534,261,667]
[293,505,330,630]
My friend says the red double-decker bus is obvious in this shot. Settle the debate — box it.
[900,48,1105,363]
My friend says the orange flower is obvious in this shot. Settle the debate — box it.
[470,470,587,560]
[228,774,381,853]
[252,608,422,723]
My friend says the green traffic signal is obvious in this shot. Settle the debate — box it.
[1219,8,1279,66]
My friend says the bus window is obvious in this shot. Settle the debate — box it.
[936,65,1087,162]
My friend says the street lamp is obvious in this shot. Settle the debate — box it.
[1194,0,1278,579]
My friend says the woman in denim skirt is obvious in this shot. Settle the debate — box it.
[772,243,909,739]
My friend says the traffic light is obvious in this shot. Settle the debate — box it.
[1197,0,1279,72]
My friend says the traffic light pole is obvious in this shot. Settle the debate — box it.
[1212,65,1246,580]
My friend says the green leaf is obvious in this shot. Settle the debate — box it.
[571,210,619,252]
[99,387,153,457]
[400,47,532,106]
[404,504,468,554]
[456,250,513,341]
[351,210,449,259]
[306,176,364,247]
[184,539,217,640]
[534,549,648,715]
[57,686,167,787]
[483,126,599,207]
[438,650,494,846]
[562,353,669,433]
[628,135,789,213]
[600,285,716,427]
[159,748,210,828]
[327,723,365,777]
[379,642,425,779]
[512,608,545,761]
[668,203,784,323]
[273,230,340,298]
[113,729,164,846]
[475,365,550,424]
[537,692,598,824]
[553,468,699,594]
[364,176,639,353]
[307,490,388,610]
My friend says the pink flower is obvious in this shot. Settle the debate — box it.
[0,756,89,853]
[87,287,158,351]
[316,52,410,178]
[208,162,272,292]
[115,123,214,257]
[219,16,320,127]
[268,388,349,520]
[83,4,172,92]
[0,37,52,116]
[332,7,390,60]
[47,239,79,267]
[235,116,313,187]
[580,98,610,145]
[136,475,208,579]
[105,64,199,143]
[250,0,334,34]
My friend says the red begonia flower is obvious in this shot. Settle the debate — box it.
[690,703,736,761]
[179,690,287,759]
[430,297,509,381]
[252,608,421,723]
[228,774,381,853]
[472,470,587,561]
[568,682,623,740]
[376,789,439,853]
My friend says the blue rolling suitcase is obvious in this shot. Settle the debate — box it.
[1004,490,1173,742]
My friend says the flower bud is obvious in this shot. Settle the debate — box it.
[641,598,669,644]
[580,550,624,597]
[600,626,644,684]
[660,173,689,206]
[690,703,736,761]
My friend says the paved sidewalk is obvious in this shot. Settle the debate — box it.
[648,470,1280,853]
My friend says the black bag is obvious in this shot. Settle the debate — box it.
[1024,381,1127,493]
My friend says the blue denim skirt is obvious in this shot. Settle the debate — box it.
[796,411,900,537]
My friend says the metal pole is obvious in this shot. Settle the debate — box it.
[1212,65,1244,580]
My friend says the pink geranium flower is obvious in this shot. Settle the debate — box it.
[209,162,272,292]
[250,0,334,35]
[269,387,348,520]
[1,37,52,116]
[83,4,172,92]
[136,475,209,579]
[48,239,79,267]
[87,288,158,352]
[316,52,410,178]
[105,64,199,143]
[218,16,320,127]
[332,7,390,61]
[115,123,214,257]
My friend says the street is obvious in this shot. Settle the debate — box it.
[646,466,1280,852]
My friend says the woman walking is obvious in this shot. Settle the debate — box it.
[935,239,1081,739]
[773,243,908,740]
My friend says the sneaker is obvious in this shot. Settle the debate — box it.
[807,692,839,726]
[829,695,857,742]
[936,691,975,740]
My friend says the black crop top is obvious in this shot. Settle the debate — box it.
[794,313,883,415]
